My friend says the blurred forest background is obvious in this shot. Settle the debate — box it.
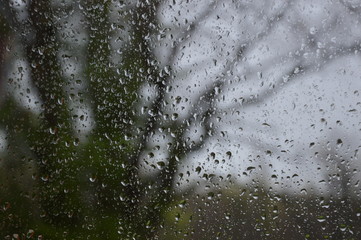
[0,0,361,239]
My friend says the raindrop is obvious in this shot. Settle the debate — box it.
[89,176,97,182]
[247,166,255,171]
[49,127,57,135]
[309,27,318,35]
[300,189,307,194]
[157,161,165,169]
[339,224,347,232]
[257,72,262,79]
[317,216,326,223]
[171,113,178,120]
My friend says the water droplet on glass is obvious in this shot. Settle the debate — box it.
[309,27,318,35]
[317,216,326,223]
[89,176,97,183]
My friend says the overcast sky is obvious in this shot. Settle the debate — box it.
[2,0,360,197]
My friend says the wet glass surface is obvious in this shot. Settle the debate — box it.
[0,0,361,239]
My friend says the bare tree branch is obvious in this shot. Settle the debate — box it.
[133,1,218,166]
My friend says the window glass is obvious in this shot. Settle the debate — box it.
[0,0,360,239]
